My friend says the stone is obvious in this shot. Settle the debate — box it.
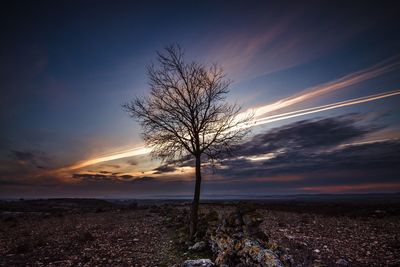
[336,258,349,266]
[209,209,283,267]
[181,259,214,267]
[189,241,207,251]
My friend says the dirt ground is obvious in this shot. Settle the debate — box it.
[0,197,399,266]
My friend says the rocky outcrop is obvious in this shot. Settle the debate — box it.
[208,207,284,267]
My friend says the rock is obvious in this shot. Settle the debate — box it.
[189,241,207,251]
[237,239,283,267]
[181,259,214,267]
[280,253,294,266]
[209,209,283,267]
[336,258,349,266]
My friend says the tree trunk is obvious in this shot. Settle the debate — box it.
[189,154,201,239]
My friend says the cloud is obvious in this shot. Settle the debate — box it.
[120,174,134,180]
[11,114,395,197]
[101,164,120,169]
[127,159,138,166]
[72,172,152,183]
[197,115,399,193]
[246,56,400,118]
[72,172,136,182]
[131,176,155,183]
[153,165,177,174]
[57,146,150,172]
[99,171,112,174]
[53,114,399,196]
[237,115,372,156]
[54,87,400,173]
[72,173,119,182]
[249,89,400,128]
[10,149,48,169]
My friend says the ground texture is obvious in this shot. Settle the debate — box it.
[0,198,399,266]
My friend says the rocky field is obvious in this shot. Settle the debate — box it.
[0,197,399,267]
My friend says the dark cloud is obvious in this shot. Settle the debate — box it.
[153,165,177,174]
[127,159,138,166]
[10,149,48,169]
[236,116,372,156]
[167,116,373,169]
[72,172,158,185]
[72,173,151,183]
[120,174,134,180]
[131,176,155,183]
[207,116,399,190]
[72,173,116,182]
[72,172,133,182]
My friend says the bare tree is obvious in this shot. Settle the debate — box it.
[123,45,252,238]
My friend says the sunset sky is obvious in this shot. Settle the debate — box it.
[1,1,400,198]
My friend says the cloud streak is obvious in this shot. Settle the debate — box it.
[251,56,400,117]
[252,89,400,126]
[56,146,151,172]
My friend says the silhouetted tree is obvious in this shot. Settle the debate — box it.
[123,45,252,238]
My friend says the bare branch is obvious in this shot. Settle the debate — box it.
[123,44,253,162]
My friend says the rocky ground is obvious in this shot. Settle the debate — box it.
[260,209,399,266]
[0,197,399,266]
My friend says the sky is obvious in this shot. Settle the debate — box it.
[0,0,400,198]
